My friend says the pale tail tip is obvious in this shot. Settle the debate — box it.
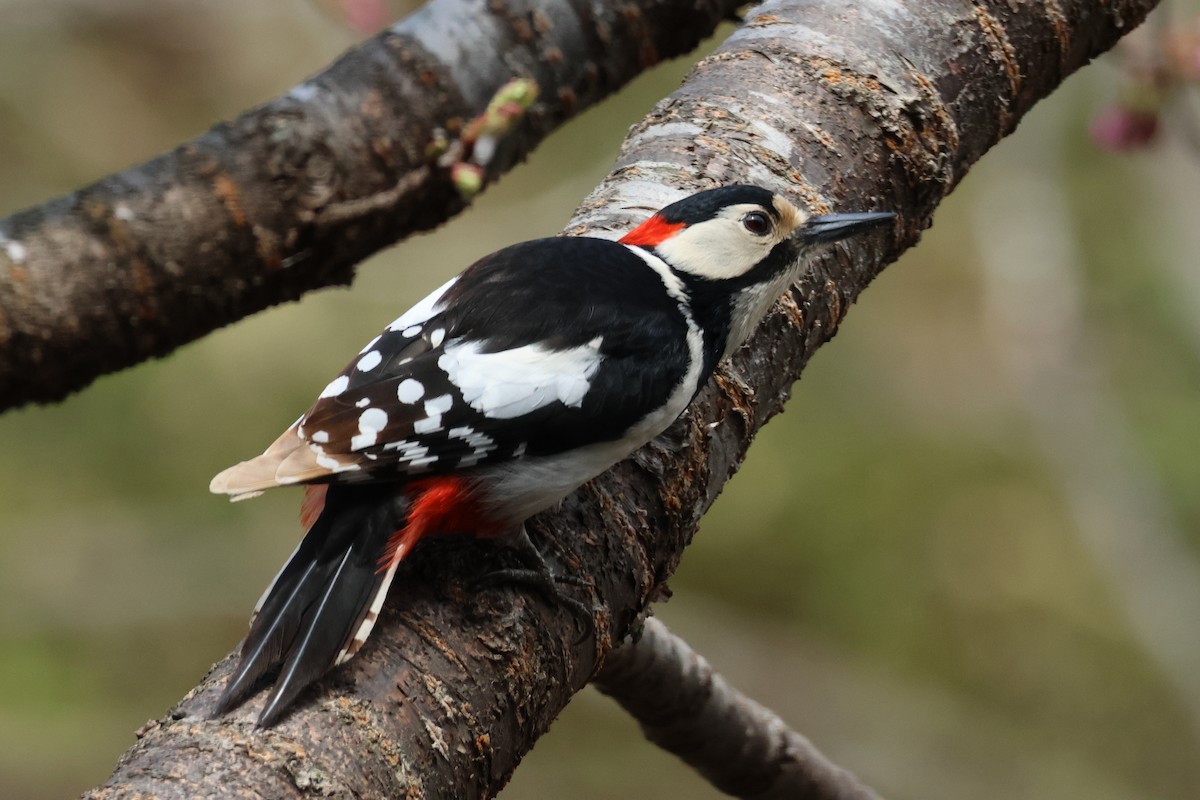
[209,467,237,495]
[209,465,265,501]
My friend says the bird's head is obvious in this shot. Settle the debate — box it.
[620,184,894,356]
[619,184,893,285]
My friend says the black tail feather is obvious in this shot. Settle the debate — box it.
[257,543,381,726]
[214,485,409,725]
[214,557,322,714]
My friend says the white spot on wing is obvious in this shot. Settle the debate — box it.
[437,337,603,419]
[319,375,350,398]
[311,430,329,443]
[397,378,425,403]
[413,415,442,435]
[424,394,453,416]
[402,325,422,337]
[360,407,388,430]
[357,350,383,371]
[430,328,446,347]
[352,407,389,450]
[449,424,497,459]
[383,439,425,457]
[316,454,360,472]
[383,438,439,469]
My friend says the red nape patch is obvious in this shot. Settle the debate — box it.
[619,214,685,247]
[377,476,499,573]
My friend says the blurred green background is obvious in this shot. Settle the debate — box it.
[2,2,1199,798]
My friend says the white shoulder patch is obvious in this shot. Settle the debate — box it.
[437,337,604,420]
[385,276,459,333]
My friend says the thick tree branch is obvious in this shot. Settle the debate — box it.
[595,617,883,800]
[82,0,1158,798]
[0,0,737,412]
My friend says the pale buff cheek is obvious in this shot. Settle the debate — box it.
[655,221,776,281]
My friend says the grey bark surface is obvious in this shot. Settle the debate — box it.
[76,0,1158,798]
[595,617,885,800]
[0,0,737,411]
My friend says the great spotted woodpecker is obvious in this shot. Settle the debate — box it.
[210,184,892,725]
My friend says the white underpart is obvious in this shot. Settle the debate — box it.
[725,267,802,359]
[478,247,704,524]
[437,337,604,420]
[385,275,459,332]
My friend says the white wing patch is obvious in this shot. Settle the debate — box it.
[437,337,604,420]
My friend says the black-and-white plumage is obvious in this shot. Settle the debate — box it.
[210,184,893,725]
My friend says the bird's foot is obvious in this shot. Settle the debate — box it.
[472,527,595,643]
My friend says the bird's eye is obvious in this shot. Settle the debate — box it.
[742,211,771,236]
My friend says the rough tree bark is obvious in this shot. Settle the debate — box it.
[0,0,738,411]
[68,0,1156,798]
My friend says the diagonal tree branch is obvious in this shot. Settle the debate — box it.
[80,0,1158,798]
[595,617,884,800]
[0,0,738,412]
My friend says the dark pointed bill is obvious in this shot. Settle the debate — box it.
[800,211,895,244]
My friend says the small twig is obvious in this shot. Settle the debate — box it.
[314,166,432,226]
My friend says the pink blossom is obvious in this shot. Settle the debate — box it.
[1089,104,1160,152]
[339,0,390,34]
